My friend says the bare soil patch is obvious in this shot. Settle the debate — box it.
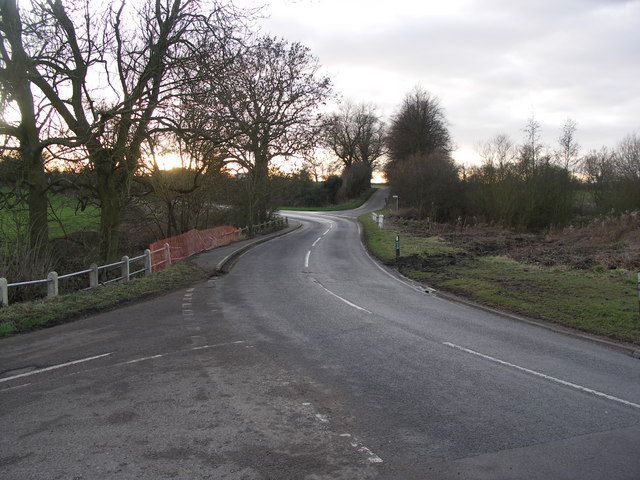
[388,212,640,271]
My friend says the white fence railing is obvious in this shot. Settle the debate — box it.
[241,217,288,236]
[0,217,289,307]
[0,251,152,307]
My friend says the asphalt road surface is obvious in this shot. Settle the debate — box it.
[1,190,639,479]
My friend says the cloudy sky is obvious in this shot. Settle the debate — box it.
[242,0,639,165]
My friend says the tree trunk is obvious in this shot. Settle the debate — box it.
[1,0,49,253]
[95,151,128,262]
[24,146,49,250]
[251,156,270,225]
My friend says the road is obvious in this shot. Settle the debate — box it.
[1,190,639,479]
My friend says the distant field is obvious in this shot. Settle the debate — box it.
[0,191,100,241]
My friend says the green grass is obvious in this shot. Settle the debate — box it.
[0,263,207,337]
[0,191,100,241]
[360,213,640,345]
[361,209,456,259]
[47,194,100,238]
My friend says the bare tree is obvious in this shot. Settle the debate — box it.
[555,118,580,171]
[5,0,243,260]
[385,86,453,209]
[478,133,516,173]
[519,115,545,178]
[301,151,337,182]
[386,86,451,164]
[324,101,386,170]
[0,0,56,251]
[211,36,333,224]
[323,102,359,167]
[615,132,640,182]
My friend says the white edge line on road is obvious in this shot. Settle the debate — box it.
[443,342,640,410]
[312,237,322,247]
[357,221,432,294]
[315,281,372,314]
[304,250,311,268]
[0,352,113,384]
[362,242,430,294]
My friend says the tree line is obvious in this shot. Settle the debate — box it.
[0,0,332,261]
[2,0,637,269]
[382,88,640,231]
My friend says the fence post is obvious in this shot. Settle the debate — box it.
[144,249,152,276]
[47,271,59,298]
[121,256,130,282]
[0,278,8,307]
[89,264,99,288]
[164,243,171,266]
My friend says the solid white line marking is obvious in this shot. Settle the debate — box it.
[362,245,431,294]
[315,281,372,314]
[0,353,113,384]
[323,228,331,236]
[312,237,321,247]
[443,342,640,410]
[305,250,311,268]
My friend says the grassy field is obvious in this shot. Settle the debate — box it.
[360,212,640,345]
[0,191,100,241]
[0,263,207,337]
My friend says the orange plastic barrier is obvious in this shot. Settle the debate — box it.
[149,226,241,272]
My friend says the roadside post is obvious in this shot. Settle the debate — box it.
[395,235,400,259]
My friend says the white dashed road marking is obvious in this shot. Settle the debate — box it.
[443,342,640,410]
[0,353,113,383]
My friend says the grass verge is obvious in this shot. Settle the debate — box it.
[0,263,207,337]
[360,213,640,345]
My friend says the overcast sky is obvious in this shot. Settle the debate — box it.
[241,0,639,165]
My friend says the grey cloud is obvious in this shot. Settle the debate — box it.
[259,0,640,160]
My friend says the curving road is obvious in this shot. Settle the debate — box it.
[1,189,639,479]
